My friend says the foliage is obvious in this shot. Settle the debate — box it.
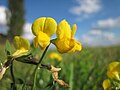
[0,44,120,90]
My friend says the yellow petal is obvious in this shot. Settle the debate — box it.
[52,20,82,53]
[13,36,30,56]
[107,62,120,72]
[107,62,120,80]
[54,38,74,53]
[103,79,111,90]
[71,24,77,38]
[32,17,46,36]
[37,31,50,49]
[32,17,57,37]
[57,20,71,39]
[53,38,82,53]
[33,37,39,48]
[68,39,82,53]
[14,36,30,51]
[43,17,57,37]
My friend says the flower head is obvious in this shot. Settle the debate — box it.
[107,62,120,80]
[52,20,82,53]
[49,52,62,61]
[12,36,30,57]
[32,17,57,49]
[103,79,111,90]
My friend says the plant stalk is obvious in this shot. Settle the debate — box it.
[10,60,17,90]
[31,44,50,90]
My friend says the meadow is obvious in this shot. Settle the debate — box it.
[0,44,120,90]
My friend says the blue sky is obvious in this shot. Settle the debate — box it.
[0,0,120,46]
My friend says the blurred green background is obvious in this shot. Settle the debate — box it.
[0,44,120,90]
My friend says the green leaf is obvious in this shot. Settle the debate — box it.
[5,40,12,55]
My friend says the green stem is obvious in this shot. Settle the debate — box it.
[69,63,74,90]
[32,44,50,90]
[10,60,17,90]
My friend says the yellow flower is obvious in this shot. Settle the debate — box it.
[103,79,111,90]
[52,20,82,53]
[49,52,62,61]
[107,62,120,80]
[12,36,30,57]
[32,17,57,49]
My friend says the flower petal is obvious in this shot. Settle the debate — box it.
[13,36,30,56]
[33,37,39,48]
[32,17,57,37]
[43,17,57,37]
[68,39,82,52]
[54,38,74,53]
[57,20,71,39]
[14,36,30,51]
[37,31,50,49]
[32,17,46,36]
[103,79,111,90]
[107,62,120,80]
[71,24,77,38]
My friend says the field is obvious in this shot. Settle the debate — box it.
[0,44,120,90]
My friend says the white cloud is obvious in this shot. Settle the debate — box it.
[0,6,11,25]
[69,0,101,18]
[87,17,120,46]
[0,6,11,35]
[94,17,120,29]
[81,30,120,46]
[81,34,94,45]
[0,6,7,25]
[0,6,34,40]
[88,29,102,35]
[22,23,34,41]
[103,32,115,41]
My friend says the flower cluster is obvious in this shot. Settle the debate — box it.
[103,62,120,90]
[0,17,82,89]
[31,17,82,88]
[32,17,82,53]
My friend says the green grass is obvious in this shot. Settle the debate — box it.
[0,44,120,90]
